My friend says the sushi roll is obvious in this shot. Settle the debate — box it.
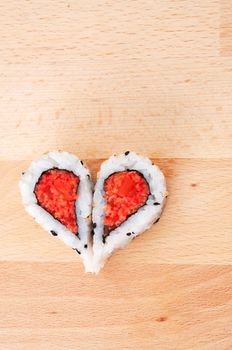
[19,151,93,272]
[92,151,167,273]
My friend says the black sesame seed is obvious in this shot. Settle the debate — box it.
[125,151,130,155]
[80,160,83,165]
[50,230,58,236]
[154,218,160,224]
[154,202,160,206]
[75,249,81,255]
[93,223,97,229]
[22,172,25,175]
[84,244,88,249]
[87,174,90,179]
[91,229,95,236]
[102,236,106,244]
[132,231,135,234]
[126,232,131,236]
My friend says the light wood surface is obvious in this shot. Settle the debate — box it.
[0,1,232,349]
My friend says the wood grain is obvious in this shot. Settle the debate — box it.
[220,0,232,55]
[0,263,231,350]
[0,0,232,160]
[0,0,232,349]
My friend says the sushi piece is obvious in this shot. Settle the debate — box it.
[19,151,93,272]
[92,151,167,273]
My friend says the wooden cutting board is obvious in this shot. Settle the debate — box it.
[0,1,232,349]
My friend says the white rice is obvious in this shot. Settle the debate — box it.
[92,151,167,273]
[19,151,94,272]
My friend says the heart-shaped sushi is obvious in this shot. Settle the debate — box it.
[20,151,167,273]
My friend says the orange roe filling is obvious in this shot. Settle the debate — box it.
[34,168,79,234]
[103,170,150,235]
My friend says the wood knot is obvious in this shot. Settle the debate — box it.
[156,316,167,322]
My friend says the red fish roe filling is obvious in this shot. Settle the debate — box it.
[34,168,79,234]
[103,170,150,236]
